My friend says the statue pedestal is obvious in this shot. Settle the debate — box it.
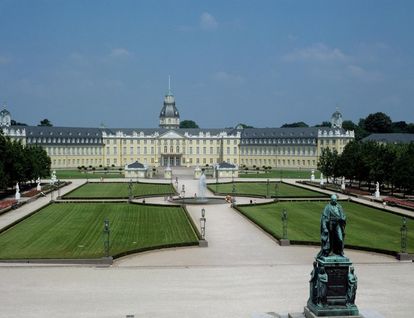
[307,256,359,317]
[303,306,362,318]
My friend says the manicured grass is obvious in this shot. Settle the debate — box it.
[56,169,123,179]
[0,203,198,259]
[238,201,414,253]
[208,182,325,197]
[64,182,175,198]
[240,169,321,179]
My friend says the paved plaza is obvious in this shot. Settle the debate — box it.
[0,174,413,318]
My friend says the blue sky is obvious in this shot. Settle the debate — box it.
[0,0,413,128]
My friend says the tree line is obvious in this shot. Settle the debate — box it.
[0,132,51,190]
[318,141,414,195]
[281,112,414,140]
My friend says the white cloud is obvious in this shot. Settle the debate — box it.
[200,12,218,30]
[282,43,348,63]
[0,56,11,65]
[213,71,244,83]
[109,48,131,58]
[347,65,383,82]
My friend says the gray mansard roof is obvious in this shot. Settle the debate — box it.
[242,127,324,138]
[24,126,103,145]
[362,133,414,144]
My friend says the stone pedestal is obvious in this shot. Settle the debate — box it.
[199,239,208,247]
[194,166,202,179]
[279,239,290,246]
[307,256,359,317]
[164,167,172,180]
[304,307,363,318]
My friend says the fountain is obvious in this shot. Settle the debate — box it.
[171,170,227,205]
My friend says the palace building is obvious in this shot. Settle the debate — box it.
[0,87,354,170]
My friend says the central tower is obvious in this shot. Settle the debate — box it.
[159,76,180,129]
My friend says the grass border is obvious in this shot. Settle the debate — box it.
[233,198,413,257]
[0,200,200,261]
[62,181,177,200]
[207,180,328,199]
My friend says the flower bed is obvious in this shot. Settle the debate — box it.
[0,200,17,210]
[384,197,414,209]
[22,189,40,198]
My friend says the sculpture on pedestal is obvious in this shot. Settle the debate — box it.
[317,194,346,258]
[316,266,328,307]
[306,194,360,317]
[347,267,357,306]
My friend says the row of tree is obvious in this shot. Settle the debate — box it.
[318,141,414,195]
[0,132,51,190]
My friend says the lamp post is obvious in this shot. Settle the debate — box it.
[274,182,279,202]
[215,165,219,193]
[199,208,208,247]
[103,218,110,257]
[266,178,270,198]
[232,183,237,207]
[57,179,61,198]
[401,217,408,254]
[128,179,133,202]
[282,208,288,240]
[181,184,185,198]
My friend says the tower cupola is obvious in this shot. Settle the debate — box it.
[159,76,180,129]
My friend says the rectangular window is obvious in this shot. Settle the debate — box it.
[130,147,133,155]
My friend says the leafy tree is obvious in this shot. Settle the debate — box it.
[281,121,308,128]
[11,120,28,126]
[391,121,408,133]
[38,118,53,127]
[236,123,254,129]
[314,121,331,127]
[179,120,199,128]
[392,143,414,195]
[363,112,392,133]
[317,148,339,183]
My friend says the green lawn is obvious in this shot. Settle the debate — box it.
[238,201,414,253]
[240,169,320,179]
[64,182,175,198]
[0,203,198,259]
[208,182,325,197]
[55,169,124,179]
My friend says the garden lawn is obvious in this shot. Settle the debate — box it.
[64,182,175,198]
[0,203,198,259]
[56,169,123,179]
[240,169,321,179]
[209,182,325,197]
[238,201,414,254]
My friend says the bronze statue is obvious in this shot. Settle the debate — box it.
[317,266,328,306]
[317,194,346,258]
[347,267,357,306]
[309,261,318,304]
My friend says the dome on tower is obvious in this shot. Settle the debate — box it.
[331,109,343,128]
[0,107,11,127]
[159,78,180,129]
